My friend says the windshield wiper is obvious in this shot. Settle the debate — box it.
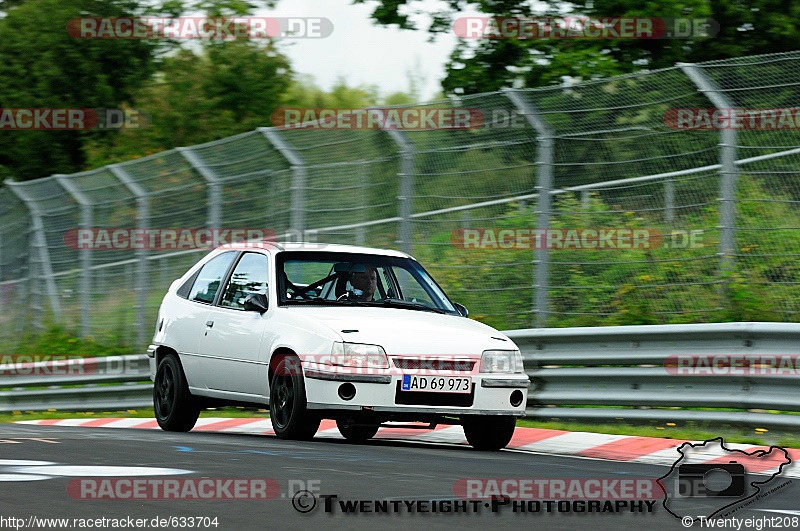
[368,298,447,314]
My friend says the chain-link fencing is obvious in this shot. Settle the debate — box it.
[1,50,799,348]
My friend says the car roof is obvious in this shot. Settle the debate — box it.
[215,240,413,259]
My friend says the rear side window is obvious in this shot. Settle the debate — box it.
[188,252,236,304]
[176,270,200,299]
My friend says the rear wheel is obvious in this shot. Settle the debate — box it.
[463,415,516,451]
[336,419,380,443]
[269,355,321,440]
[154,354,200,432]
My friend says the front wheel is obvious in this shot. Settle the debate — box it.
[336,419,379,443]
[154,354,200,432]
[269,355,321,440]
[463,415,516,451]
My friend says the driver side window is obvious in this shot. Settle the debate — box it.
[219,253,269,310]
[284,260,333,300]
[188,252,236,304]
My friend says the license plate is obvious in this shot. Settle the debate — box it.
[401,375,471,394]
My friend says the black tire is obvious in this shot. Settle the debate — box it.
[336,419,379,443]
[154,354,200,432]
[463,415,516,451]
[269,355,321,440]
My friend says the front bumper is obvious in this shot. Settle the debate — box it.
[147,345,157,382]
[303,367,529,416]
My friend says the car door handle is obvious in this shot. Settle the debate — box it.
[206,321,214,328]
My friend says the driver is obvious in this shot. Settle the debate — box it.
[349,265,377,301]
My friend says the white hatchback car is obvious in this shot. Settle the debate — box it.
[149,242,529,450]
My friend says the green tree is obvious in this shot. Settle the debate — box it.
[0,0,159,180]
[86,40,292,164]
[0,0,280,180]
[356,0,800,93]
[283,76,380,109]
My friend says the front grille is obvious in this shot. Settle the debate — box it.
[392,358,476,372]
[394,382,475,407]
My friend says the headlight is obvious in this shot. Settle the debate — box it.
[480,350,523,373]
[331,342,389,369]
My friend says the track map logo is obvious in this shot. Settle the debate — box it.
[658,438,792,525]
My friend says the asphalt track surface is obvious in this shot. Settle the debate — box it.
[0,423,798,530]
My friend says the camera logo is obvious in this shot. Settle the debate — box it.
[677,462,746,497]
[658,438,791,524]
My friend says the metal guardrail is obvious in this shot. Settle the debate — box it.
[4,323,800,429]
[510,322,800,429]
[0,355,151,412]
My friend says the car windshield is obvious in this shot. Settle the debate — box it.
[277,251,458,315]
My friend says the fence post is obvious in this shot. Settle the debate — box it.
[679,63,738,275]
[177,147,222,229]
[367,111,414,254]
[4,180,61,325]
[0,233,3,323]
[504,89,554,327]
[664,179,675,224]
[394,134,415,255]
[54,175,92,338]
[355,160,368,246]
[16,234,29,334]
[260,128,306,238]
[109,164,151,348]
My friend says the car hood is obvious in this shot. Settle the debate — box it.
[284,306,515,357]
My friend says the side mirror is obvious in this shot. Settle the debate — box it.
[243,293,269,314]
[454,302,468,317]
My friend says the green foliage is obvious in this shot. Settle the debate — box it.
[86,40,292,165]
[0,0,159,179]
[10,325,135,358]
[358,0,800,93]
[283,75,381,109]
[413,173,800,330]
